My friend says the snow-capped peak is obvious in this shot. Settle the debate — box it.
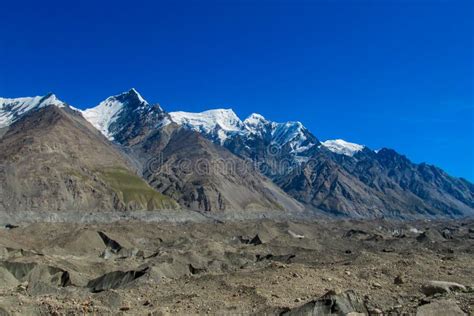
[169,109,244,144]
[39,93,65,107]
[81,89,170,142]
[0,93,66,128]
[169,109,318,158]
[322,139,364,156]
[106,88,149,106]
[243,113,270,133]
[244,113,268,126]
[128,88,148,105]
[81,89,150,140]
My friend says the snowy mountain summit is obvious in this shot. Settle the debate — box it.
[0,89,365,159]
[169,109,245,144]
[0,93,66,129]
[321,139,365,156]
[169,109,319,158]
[82,89,149,140]
[82,89,169,143]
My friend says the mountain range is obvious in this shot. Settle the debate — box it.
[1,89,473,218]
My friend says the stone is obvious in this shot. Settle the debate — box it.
[421,281,466,296]
[87,267,150,293]
[416,299,466,316]
[282,290,368,316]
[394,275,405,285]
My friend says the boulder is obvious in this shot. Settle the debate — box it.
[87,267,149,293]
[421,281,466,296]
[98,231,123,253]
[416,299,466,316]
[394,275,405,285]
[249,234,263,245]
[234,234,264,245]
[281,290,368,316]
[4,224,18,230]
[256,254,295,264]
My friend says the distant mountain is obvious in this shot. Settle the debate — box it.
[168,108,474,218]
[83,91,304,212]
[0,103,178,212]
[1,89,472,218]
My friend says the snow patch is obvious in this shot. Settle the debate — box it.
[82,98,125,140]
[0,94,66,128]
[171,109,317,156]
[243,113,269,132]
[322,139,364,156]
[169,109,244,144]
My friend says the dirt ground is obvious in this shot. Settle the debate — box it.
[0,218,473,315]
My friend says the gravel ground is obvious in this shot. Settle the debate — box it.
[0,215,473,315]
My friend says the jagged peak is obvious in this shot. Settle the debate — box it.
[39,93,65,106]
[169,108,244,144]
[321,139,365,157]
[102,88,149,106]
[244,113,305,131]
[0,93,67,128]
[243,113,268,126]
[127,88,147,104]
[170,108,242,130]
[0,93,65,106]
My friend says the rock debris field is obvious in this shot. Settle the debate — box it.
[0,218,473,315]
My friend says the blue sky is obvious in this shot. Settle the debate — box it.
[1,0,473,180]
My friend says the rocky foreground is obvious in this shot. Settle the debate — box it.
[0,218,473,315]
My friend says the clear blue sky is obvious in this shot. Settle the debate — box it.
[1,0,473,181]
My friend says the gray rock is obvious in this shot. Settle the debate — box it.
[0,261,71,291]
[0,306,9,316]
[87,267,149,293]
[394,275,404,285]
[98,231,122,253]
[281,290,368,316]
[416,299,466,316]
[421,281,466,296]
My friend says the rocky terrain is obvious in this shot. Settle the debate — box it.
[0,217,472,315]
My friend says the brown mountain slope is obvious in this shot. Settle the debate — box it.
[0,105,178,212]
[135,124,304,212]
[276,149,474,218]
[221,129,473,218]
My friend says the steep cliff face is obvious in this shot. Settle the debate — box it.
[0,105,178,212]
